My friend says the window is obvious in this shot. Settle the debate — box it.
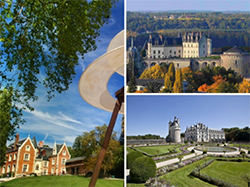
[8,155,12,162]
[52,158,55,165]
[158,50,160,54]
[52,168,55,174]
[169,50,172,53]
[191,44,193,47]
[158,55,160,58]
[203,45,205,48]
[62,158,66,165]
[177,63,179,68]
[2,167,5,174]
[36,164,39,170]
[174,51,176,55]
[44,162,48,167]
[43,169,47,175]
[24,154,29,161]
[12,164,15,172]
[235,60,238,65]
[26,145,30,151]
[179,50,181,53]
[153,50,156,54]
[7,165,10,172]
[14,154,17,160]
[23,165,28,172]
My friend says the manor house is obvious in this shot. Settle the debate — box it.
[0,134,70,177]
[185,123,225,142]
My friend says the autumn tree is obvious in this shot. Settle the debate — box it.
[167,63,175,85]
[71,124,123,177]
[139,64,166,79]
[238,78,250,93]
[173,69,183,93]
[0,0,118,150]
[163,73,173,93]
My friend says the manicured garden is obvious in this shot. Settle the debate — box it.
[134,144,183,155]
[201,161,250,187]
[0,175,123,187]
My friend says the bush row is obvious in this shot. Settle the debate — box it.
[145,177,176,187]
[156,155,207,177]
[153,145,190,161]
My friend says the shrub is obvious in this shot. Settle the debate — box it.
[240,150,246,154]
[127,151,144,169]
[184,140,188,144]
[222,141,225,144]
[203,150,207,154]
[130,157,156,183]
[217,143,220,146]
[191,141,194,144]
[248,150,250,154]
[191,149,195,153]
[196,144,198,146]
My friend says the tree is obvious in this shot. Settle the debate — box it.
[0,0,117,151]
[139,64,166,79]
[238,78,250,93]
[173,69,183,93]
[167,63,175,85]
[128,75,137,93]
[71,124,122,177]
[145,80,163,93]
[163,73,173,92]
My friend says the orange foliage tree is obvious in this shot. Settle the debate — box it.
[238,78,250,93]
[139,64,166,79]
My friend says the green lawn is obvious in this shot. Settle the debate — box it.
[0,175,123,187]
[127,158,216,187]
[161,158,216,187]
[135,145,183,155]
[201,161,250,187]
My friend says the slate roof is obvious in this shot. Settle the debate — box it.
[224,46,248,54]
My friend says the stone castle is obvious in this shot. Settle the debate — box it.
[185,123,225,142]
[167,116,181,143]
[133,32,250,77]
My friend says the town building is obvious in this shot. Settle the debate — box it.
[0,133,70,177]
[185,123,225,142]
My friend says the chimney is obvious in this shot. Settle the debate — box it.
[14,133,19,149]
[39,141,43,147]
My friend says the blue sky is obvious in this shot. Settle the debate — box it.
[127,0,250,12]
[127,95,250,138]
[11,1,124,147]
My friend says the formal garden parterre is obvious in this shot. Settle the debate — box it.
[127,143,250,187]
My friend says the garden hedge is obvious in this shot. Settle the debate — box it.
[130,156,156,183]
[127,151,144,169]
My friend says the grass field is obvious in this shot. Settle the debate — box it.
[0,175,123,187]
[201,161,250,187]
[127,158,216,187]
[134,145,182,155]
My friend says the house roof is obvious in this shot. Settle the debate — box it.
[224,46,248,54]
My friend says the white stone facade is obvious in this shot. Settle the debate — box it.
[168,117,181,143]
[185,123,225,142]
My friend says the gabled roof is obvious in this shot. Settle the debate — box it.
[56,144,64,154]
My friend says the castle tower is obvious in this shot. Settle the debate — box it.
[207,33,212,57]
[147,34,152,59]
[168,117,181,143]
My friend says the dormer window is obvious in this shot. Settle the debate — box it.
[63,151,66,156]
[26,145,30,151]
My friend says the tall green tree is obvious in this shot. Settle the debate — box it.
[128,75,137,93]
[0,88,24,166]
[0,0,117,152]
[163,73,173,92]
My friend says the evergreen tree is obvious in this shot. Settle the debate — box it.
[163,73,173,93]
[128,75,137,93]
[167,63,175,86]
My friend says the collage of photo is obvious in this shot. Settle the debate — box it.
[0,0,249,187]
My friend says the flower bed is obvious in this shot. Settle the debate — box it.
[153,145,191,162]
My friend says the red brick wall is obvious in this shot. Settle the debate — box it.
[16,138,35,175]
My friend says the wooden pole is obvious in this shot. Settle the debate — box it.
[88,87,124,187]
